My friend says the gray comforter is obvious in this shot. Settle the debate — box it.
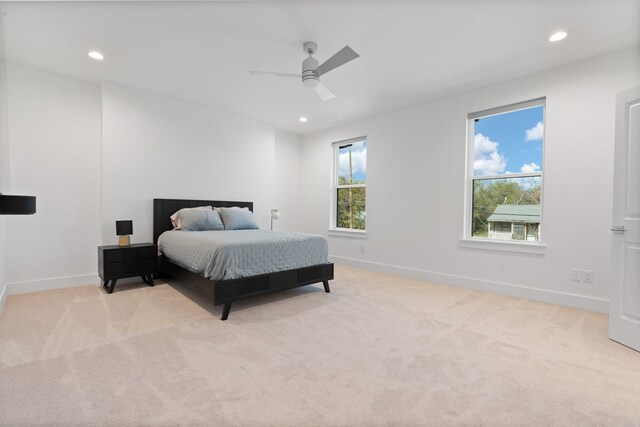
[157,229,328,280]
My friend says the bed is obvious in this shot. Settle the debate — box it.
[153,198,334,320]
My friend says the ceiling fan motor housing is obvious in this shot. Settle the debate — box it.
[302,55,319,88]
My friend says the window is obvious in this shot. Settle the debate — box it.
[466,99,544,243]
[332,137,367,231]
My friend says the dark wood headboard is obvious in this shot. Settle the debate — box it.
[153,198,253,244]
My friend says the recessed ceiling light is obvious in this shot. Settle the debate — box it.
[299,116,308,122]
[88,50,104,60]
[549,31,568,42]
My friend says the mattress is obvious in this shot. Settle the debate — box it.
[157,229,329,281]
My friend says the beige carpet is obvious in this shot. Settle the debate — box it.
[1,265,639,426]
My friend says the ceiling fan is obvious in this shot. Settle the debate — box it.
[250,42,360,101]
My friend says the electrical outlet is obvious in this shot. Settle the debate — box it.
[583,270,594,283]
[360,245,365,253]
[570,268,582,282]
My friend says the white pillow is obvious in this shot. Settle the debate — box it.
[170,206,212,229]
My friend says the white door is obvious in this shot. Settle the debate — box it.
[609,86,640,352]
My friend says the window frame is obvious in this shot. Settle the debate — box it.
[462,98,546,252]
[329,136,368,236]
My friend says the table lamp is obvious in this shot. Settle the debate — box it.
[116,220,133,246]
[270,209,280,231]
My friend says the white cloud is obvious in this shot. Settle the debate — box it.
[339,149,366,178]
[473,133,506,175]
[525,122,544,141]
[520,162,541,173]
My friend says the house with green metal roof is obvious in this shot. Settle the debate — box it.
[487,204,541,241]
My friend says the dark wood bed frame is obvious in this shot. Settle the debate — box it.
[153,198,334,320]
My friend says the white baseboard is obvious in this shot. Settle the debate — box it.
[329,255,609,314]
[5,273,100,296]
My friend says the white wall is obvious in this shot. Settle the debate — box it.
[4,63,102,289]
[0,28,8,193]
[274,130,303,232]
[0,15,8,300]
[101,83,277,245]
[300,47,640,312]
[0,67,304,295]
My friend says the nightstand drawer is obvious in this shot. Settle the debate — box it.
[103,262,123,277]
[123,246,157,261]
[103,249,123,263]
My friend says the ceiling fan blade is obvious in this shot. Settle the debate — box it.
[315,82,335,101]
[249,71,301,79]
[315,45,360,76]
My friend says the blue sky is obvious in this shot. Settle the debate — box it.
[338,140,367,182]
[474,106,544,176]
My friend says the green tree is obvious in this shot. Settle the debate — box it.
[337,176,366,229]
[472,178,540,236]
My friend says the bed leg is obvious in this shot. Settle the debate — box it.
[323,280,331,293]
[221,302,233,321]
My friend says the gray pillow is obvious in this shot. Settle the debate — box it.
[170,206,212,229]
[218,207,259,230]
[178,209,224,231]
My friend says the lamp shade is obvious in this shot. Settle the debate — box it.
[0,194,36,215]
[116,220,133,236]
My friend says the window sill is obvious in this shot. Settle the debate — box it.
[459,238,546,255]
[328,229,368,239]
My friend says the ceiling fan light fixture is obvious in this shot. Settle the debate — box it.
[302,76,319,88]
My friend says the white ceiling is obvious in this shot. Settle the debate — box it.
[1,1,639,134]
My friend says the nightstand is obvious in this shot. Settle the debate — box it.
[98,243,158,294]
